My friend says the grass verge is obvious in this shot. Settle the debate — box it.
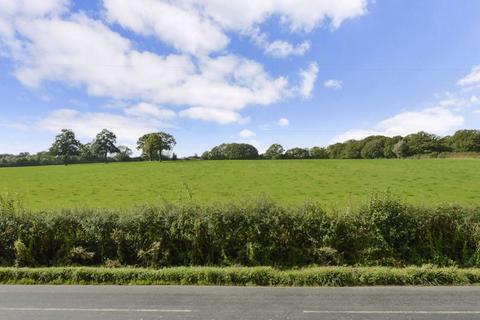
[1,266,480,286]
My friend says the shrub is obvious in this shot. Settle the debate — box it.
[0,196,480,268]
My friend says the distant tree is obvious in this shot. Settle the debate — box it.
[284,148,310,159]
[264,144,284,159]
[310,146,328,159]
[449,129,480,152]
[404,131,442,155]
[361,139,385,159]
[327,143,344,159]
[79,142,95,161]
[201,151,211,160]
[171,153,178,161]
[92,129,120,162]
[341,140,362,159]
[224,143,259,159]
[384,136,402,158]
[114,146,132,161]
[392,140,408,158]
[49,129,81,165]
[137,132,176,161]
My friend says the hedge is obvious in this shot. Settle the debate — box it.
[1,194,480,268]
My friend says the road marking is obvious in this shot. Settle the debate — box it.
[0,307,191,313]
[304,310,480,314]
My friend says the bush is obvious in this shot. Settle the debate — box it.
[0,266,479,286]
[0,196,480,268]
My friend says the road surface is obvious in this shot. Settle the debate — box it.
[0,285,480,319]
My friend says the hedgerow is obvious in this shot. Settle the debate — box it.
[0,266,479,286]
[0,194,480,268]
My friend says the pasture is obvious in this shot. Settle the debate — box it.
[0,159,479,210]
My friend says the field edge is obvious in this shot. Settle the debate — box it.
[1,266,480,286]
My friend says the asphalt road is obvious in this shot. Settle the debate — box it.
[1,285,480,320]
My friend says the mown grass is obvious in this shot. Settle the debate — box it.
[0,159,480,210]
[1,266,480,286]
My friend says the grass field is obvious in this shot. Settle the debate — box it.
[0,159,479,209]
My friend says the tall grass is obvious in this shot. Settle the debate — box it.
[0,194,479,268]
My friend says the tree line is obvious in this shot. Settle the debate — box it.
[1,128,480,167]
[0,129,176,167]
[202,130,480,160]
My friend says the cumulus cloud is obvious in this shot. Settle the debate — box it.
[239,129,255,138]
[104,0,229,55]
[324,79,342,90]
[298,62,319,98]
[1,0,370,125]
[38,108,171,143]
[1,11,288,124]
[103,0,367,57]
[263,40,310,58]
[330,107,464,143]
[457,65,480,87]
[181,0,368,32]
[124,102,176,120]
[179,107,249,124]
[277,118,289,126]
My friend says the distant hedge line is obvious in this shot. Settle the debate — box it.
[1,266,480,286]
[1,195,480,268]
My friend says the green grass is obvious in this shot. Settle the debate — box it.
[0,159,479,209]
[1,266,480,286]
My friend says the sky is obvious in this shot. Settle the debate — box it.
[1,0,480,156]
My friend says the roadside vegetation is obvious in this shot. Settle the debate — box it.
[1,266,480,286]
[1,194,479,269]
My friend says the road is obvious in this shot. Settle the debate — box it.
[0,285,480,320]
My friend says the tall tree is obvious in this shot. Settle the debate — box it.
[49,129,81,165]
[92,129,120,163]
[137,132,176,161]
[264,144,284,159]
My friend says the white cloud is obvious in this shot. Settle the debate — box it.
[298,62,319,98]
[124,102,176,120]
[264,40,310,58]
[38,108,170,143]
[457,65,480,87]
[331,107,464,143]
[1,12,288,124]
[104,0,229,55]
[277,118,289,126]
[324,79,342,90]
[1,0,370,126]
[179,107,248,124]
[239,129,255,138]
[182,0,368,32]
[103,0,367,57]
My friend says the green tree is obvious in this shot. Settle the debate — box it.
[79,142,95,161]
[404,131,442,155]
[284,148,310,159]
[341,140,362,159]
[392,140,408,158]
[137,132,176,161]
[49,129,81,165]
[224,143,259,159]
[264,144,284,159]
[327,143,344,159]
[384,136,402,158]
[361,139,385,159]
[114,146,132,161]
[450,129,480,152]
[92,129,120,162]
[310,146,328,159]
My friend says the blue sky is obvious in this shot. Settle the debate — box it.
[1,0,480,156]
